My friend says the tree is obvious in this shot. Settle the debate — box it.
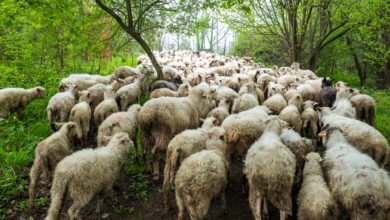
[220,0,353,69]
[95,0,169,79]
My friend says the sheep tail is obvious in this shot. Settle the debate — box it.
[29,156,44,208]
[45,170,69,220]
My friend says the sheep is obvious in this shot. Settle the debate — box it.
[47,85,77,130]
[349,91,376,125]
[115,76,144,111]
[304,78,323,95]
[222,106,269,161]
[187,73,204,87]
[215,86,239,111]
[207,99,230,124]
[29,122,79,208]
[0,86,45,118]
[232,83,259,113]
[59,74,115,91]
[139,84,213,180]
[113,66,141,79]
[244,116,296,220]
[267,82,287,98]
[97,104,141,162]
[297,152,338,220]
[69,93,92,147]
[297,84,316,101]
[45,132,132,220]
[279,94,303,133]
[162,117,220,210]
[94,86,118,128]
[316,78,336,107]
[301,100,319,142]
[256,73,276,92]
[335,81,348,89]
[331,88,356,118]
[280,127,314,181]
[277,75,299,88]
[175,127,228,220]
[151,80,179,91]
[319,127,390,220]
[319,107,390,167]
[291,62,317,80]
[239,81,264,103]
[150,83,189,99]
[284,87,299,102]
[78,84,105,113]
[263,94,287,114]
[163,66,179,81]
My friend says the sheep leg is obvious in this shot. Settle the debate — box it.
[176,191,185,220]
[249,186,261,220]
[263,199,269,219]
[28,161,42,208]
[152,147,160,180]
[280,210,287,220]
[220,186,227,213]
[68,200,86,220]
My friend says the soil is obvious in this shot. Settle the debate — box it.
[4,157,291,220]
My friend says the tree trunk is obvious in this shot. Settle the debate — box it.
[346,36,366,86]
[133,33,163,80]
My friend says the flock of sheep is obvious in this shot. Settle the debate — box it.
[0,50,389,220]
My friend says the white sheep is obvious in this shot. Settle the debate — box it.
[116,76,144,111]
[279,94,303,133]
[47,85,77,130]
[162,117,220,210]
[301,100,318,142]
[244,116,296,220]
[69,93,92,146]
[332,88,356,118]
[319,107,389,167]
[97,104,141,161]
[0,86,45,118]
[232,83,259,113]
[113,66,141,79]
[263,94,287,114]
[280,127,314,181]
[297,152,338,220]
[175,127,228,220]
[222,106,269,162]
[349,91,376,125]
[139,84,213,180]
[94,85,118,128]
[45,132,132,220]
[297,84,316,101]
[29,122,79,208]
[319,127,390,220]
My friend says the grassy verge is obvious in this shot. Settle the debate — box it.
[0,56,138,217]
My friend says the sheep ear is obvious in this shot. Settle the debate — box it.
[318,158,324,163]
[238,77,241,82]
[69,123,76,129]
[212,118,220,125]
[318,130,327,138]
[272,87,276,91]
[87,92,91,98]
[200,118,205,123]
[220,134,224,141]
[302,155,308,161]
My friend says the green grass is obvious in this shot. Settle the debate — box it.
[317,71,390,142]
[0,56,137,217]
